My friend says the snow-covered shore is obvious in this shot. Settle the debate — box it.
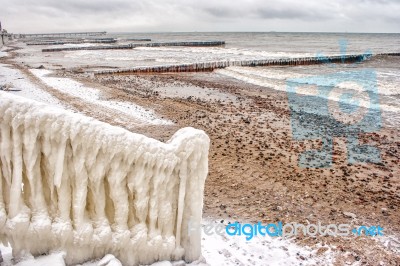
[29,69,172,125]
[0,62,336,265]
[1,218,336,266]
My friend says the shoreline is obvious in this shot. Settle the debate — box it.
[1,40,400,265]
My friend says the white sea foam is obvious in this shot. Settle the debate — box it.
[135,46,313,59]
[64,46,313,68]
[216,67,400,114]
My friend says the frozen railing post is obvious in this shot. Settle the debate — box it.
[0,92,210,265]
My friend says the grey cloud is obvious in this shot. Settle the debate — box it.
[202,7,238,18]
[256,7,335,20]
[14,0,142,15]
[0,0,399,33]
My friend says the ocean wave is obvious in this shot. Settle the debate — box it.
[216,67,400,113]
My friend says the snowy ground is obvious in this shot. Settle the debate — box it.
[0,220,335,266]
[0,62,335,265]
[0,50,8,58]
[0,61,171,126]
[29,69,172,125]
[0,64,63,106]
[198,220,335,266]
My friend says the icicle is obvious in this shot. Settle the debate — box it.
[0,92,209,265]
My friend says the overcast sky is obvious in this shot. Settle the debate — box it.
[0,0,399,33]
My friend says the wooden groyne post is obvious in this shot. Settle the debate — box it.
[42,44,133,52]
[41,41,226,52]
[93,53,377,75]
[27,38,117,46]
[19,31,107,38]
[131,41,225,48]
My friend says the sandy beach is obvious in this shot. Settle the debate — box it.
[1,36,399,265]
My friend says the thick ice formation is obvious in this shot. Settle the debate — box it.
[0,92,209,265]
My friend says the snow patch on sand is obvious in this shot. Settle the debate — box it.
[0,245,66,266]
[30,69,172,125]
[200,220,335,266]
[0,64,62,106]
[0,219,337,266]
[0,50,8,58]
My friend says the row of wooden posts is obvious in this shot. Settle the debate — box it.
[27,38,117,45]
[94,53,387,75]
[41,41,226,52]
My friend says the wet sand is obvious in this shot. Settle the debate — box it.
[73,70,399,265]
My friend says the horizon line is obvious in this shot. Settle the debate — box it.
[12,30,400,35]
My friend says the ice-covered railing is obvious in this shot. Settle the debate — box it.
[0,92,210,265]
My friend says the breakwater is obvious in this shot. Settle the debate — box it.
[18,31,107,38]
[93,53,400,75]
[0,32,12,47]
[379,53,400,56]
[124,38,152,41]
[27,38,117,45]
[42,44,132,52]
[93,53,379,75]
[42,41,225,52]
[131,41,225,48]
